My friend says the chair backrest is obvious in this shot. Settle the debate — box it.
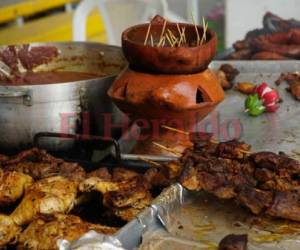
[72,0,168,45]
[73,0,186,45]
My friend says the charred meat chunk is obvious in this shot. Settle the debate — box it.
[218,234,248,250]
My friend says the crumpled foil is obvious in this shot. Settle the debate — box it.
[58,231,125,250]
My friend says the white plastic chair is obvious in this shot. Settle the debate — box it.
[72,0,187,45]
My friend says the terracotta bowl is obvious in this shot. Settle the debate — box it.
[108,68,224,123]
[122,17,217,74]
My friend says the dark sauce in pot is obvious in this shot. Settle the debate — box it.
[0,71,105,86]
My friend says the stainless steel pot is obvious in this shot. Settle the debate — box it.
[0,42,127,153]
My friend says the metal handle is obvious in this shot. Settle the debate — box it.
[0,88,32,106]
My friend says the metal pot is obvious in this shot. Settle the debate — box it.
[0,42,127,153]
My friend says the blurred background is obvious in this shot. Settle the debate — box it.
[0,0,299,52]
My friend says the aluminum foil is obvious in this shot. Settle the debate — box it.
[139,184,300,250]
[58,231,125,250]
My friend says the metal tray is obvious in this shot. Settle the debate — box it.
[64,61,300,249]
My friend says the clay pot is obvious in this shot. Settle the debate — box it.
[122,16,217,74]
[108,67,224,124]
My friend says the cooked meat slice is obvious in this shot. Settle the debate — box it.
[234,82,255,95]
[218,234,248,250]
[0,169,33,207]
[87,167,112,180]
[236,187,273,214]
[254,168,274,182]
[180,160,203,191]
[0,214,21,248]
[233,40,250,50]
[189,132,213,145]
[103,186,152,209]
[226,49,253,60]
[3,148,62,166]
[267,191,300,222]
[287,81,300,101]
[17,214,118,250]
[219,64,240,82]
[3,150,86,181]
[111,207,143,222]
[216,140,251,160]
[251,51,290,60]
[11,176,78,226]
[112,168,140,182]
[251,151,300,174]
[144,167,171,187]
[80,175,150,194]
[4,161,85,181]
[275,72,300,85]
[216,69,232,90]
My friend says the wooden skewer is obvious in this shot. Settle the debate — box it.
[161,125,189,135]
[152,142,182,157]
[144,23,152,45]
[160,125,251,155]
[138,156,162,167]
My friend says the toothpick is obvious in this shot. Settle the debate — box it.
[165,33,174,47]
[152,142,182,157]
[191,12,200,46]
[167,29,178,46]
[200,17,208,45]
[144,23,152,45]
[158,20,167,46]
[161,125,189,135]
[178,27,186,47]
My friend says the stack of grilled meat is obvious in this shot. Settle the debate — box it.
[226,12,300,60]
[0,148,175,249]
[180,132,300,223]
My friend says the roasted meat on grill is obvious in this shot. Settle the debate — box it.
[179,136,300,222]
[11,176,78,226]
[17,214,118,250]
[226,12,300,60]
[0,169,33,207]
[2,148,86,181]
[80,174,152,221]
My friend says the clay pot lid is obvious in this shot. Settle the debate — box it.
[122,15,217,74]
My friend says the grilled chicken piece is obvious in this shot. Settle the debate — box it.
[87,167,112,180]
[0,169,33,206]
[80,175,152,221]
[11,176,78,226]
[17,214,118,250]
[112,168,140,182]
[218,234,248,250]
[0,214,22,248]
[2,148,86,181]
